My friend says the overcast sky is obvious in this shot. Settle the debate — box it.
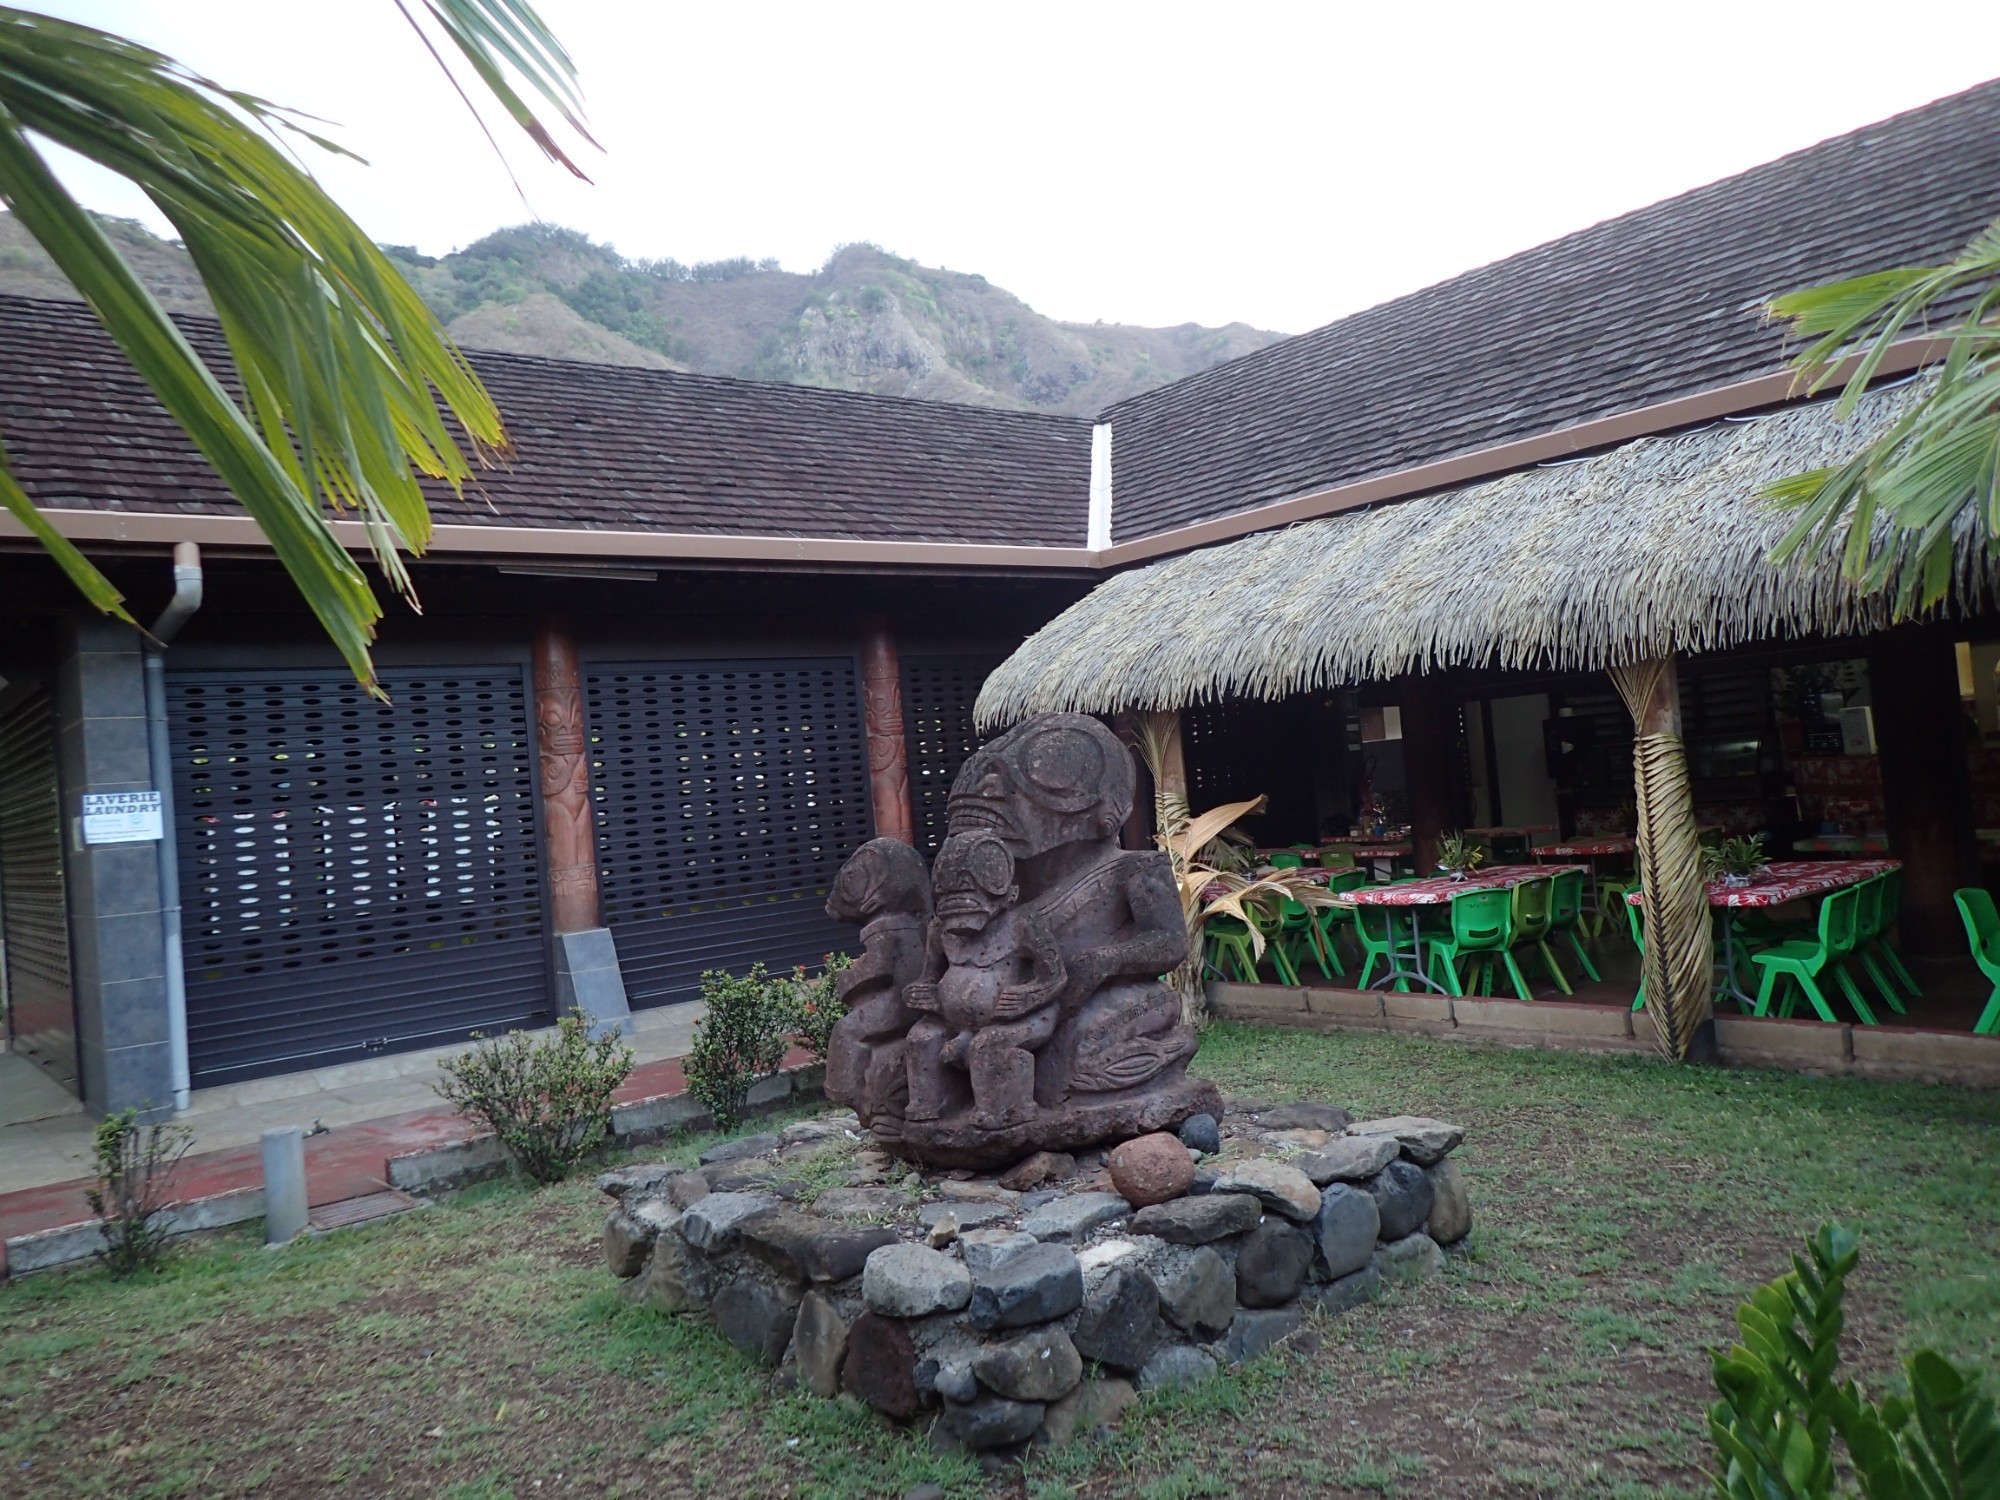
[36,1,2000,334]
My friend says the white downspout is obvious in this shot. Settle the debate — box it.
[144,542,202,1111]
[1088,423,1113,553]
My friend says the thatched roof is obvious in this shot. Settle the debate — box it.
[976,382,1990,728]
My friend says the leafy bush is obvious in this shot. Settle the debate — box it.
[435,1010,635,1184]
[1708,1222,1999,1498]
[783,952,854,1064]
[685,964,793,1130]
[85,1107,194,1276]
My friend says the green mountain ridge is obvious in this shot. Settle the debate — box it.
[0,216,1281,417]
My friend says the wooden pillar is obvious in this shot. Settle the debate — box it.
[1870,626,1978,961]
[1609,655,1710,1060]
[1114,711,1155,850]
[532,615,600,933]
[1401,675,1457,875]
[860,618,915,845]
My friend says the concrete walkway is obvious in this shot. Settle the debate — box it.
[0,1005,707,1275]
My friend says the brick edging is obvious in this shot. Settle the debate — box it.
[1207,981,2000,1088]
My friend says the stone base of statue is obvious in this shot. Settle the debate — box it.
[885,1074,1222,1170]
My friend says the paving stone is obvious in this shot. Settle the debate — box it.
[791,1289,848,1398]
[1235,1219,1313,1308]
[738,1207,898,1283]
[997,1150,1076,1191]
[1136,1344,1217,1391]
[1040,1374,1138,1446]
[1301,1263,1381,1314]
[1312,1181,1381,1281]
[1296,1135,1401,1185]
[812,1185,911,1222]
[711,1277,800,1364]
[678,1191,778,1252]
[1152,1245,1235,1340]
[700,1133,782,1167]
[1209,1159,1321,1221]
[1070,1264,1160,1374]
[1346,1115,1466,1166]
[1366,1160,1435,1241]
[960,1228,1039,1278]
[1223,1304,1305,1363]
[972,1325,1083,1402]
[841,1312,922,1419]
[1177,1113,1221,1156]
[938,1393,1046,1450]
[969,1243,1084,1330]
[1108,1133,1195,1208]
[1374,1231,1445,1281]
[1128,1192,1261,1244]
[1426,1158,1472,1245]
[1018,1191,1131,1243]
[863,1243,974,1316]
[918,1200,1012,1232]
[1253,1101,1351,1132]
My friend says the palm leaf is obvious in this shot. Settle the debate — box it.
[0,4,589,686]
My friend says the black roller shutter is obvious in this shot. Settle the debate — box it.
[588,658,873,1007]
[0,689,77,1092]
[899,653,1000,854]
[168,668,552,1087]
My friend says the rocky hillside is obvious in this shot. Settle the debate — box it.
[0,216,1280,416]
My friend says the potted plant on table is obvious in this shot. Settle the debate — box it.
[1434,831,1487,882]
[1702,834,1769,889]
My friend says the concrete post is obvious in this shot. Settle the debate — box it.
[260,1126,308,1245]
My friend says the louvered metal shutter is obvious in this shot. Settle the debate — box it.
[168,668,552,1087]
[587,658,872,1008]
[899,653,999,854]
[0,689,77,1092]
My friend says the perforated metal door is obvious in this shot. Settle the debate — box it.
[168,668,552,1086]
[899,654,999,853]
[0,689,77,1093]
[588,659,873,1007]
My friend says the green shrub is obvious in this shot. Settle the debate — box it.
[434,1009,635,1184]
[85,1106,194,1276]
[783,952,853,1064]
[685,963,793,1130]
[1708,1222,1999,1498]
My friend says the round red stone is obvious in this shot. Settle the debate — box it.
[1108,1131,1196,1208]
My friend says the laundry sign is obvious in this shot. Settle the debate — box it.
[80,790,163,845]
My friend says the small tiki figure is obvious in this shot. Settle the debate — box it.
[823,838,932,1131]
[904,831,1067,1132]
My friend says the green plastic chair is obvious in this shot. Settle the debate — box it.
[1308,869,1367,973]
[1548,868,1600,983]
[1317,848,1358,870]
[1952,888,2000,1035]
[1268,851,1304,869]
[1867,870,1923,1003]
[1850,877,1908,1016]
[1498,876,1569,999]
[1205,915,1261,984]
[1594,869,1641,941]
[1276,891,1338,980]
[1352,903,1410,990]
[1749,886,1875,1024]
[1626,893,1647,1011]
[1424,887,1513,997]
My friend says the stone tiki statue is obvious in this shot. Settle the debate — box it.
[831,713,1218,1169]
[821,837,932,1134]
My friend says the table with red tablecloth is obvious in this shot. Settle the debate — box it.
[1333,863,1585,989]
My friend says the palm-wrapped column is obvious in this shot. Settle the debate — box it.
[1609,656,1710,1059]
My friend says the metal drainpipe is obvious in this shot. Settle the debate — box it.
[144,542,203,1111]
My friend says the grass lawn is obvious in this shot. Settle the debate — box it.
[3,1022,1997,1499]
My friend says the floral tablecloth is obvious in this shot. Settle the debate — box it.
[1340,863,1586,907]
[1532,837,1636,858]
[1622,858,1900,909]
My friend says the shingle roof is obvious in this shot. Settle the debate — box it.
[1102,79,2000,543]
[0,294,1093,548]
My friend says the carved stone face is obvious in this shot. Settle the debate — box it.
[946,714,1134,859]
[826,838,932,925]
[932,831,1016,935]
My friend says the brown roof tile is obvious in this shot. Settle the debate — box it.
[1102,79,2000,541]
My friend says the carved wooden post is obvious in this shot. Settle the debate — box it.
[861,618,915,845]
[531,616,631,1035]
[532,615,600,932]
[1609,655,1709,1060]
